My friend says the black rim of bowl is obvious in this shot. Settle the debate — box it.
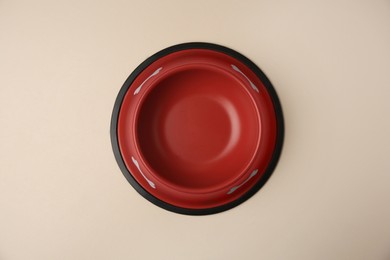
[110,42,284,215]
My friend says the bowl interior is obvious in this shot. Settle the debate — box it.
[136,66,260,192]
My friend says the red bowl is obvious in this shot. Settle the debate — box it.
[111,43,283,215]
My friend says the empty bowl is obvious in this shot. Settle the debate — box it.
[111,42,283,215]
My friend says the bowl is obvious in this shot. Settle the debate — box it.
[111,42,283,215]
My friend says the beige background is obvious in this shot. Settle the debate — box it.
[1,0,390,259]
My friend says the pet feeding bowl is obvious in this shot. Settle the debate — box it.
[110,42,283,215]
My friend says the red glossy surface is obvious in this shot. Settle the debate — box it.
[137,67,259,191]
[118,49,277,209]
